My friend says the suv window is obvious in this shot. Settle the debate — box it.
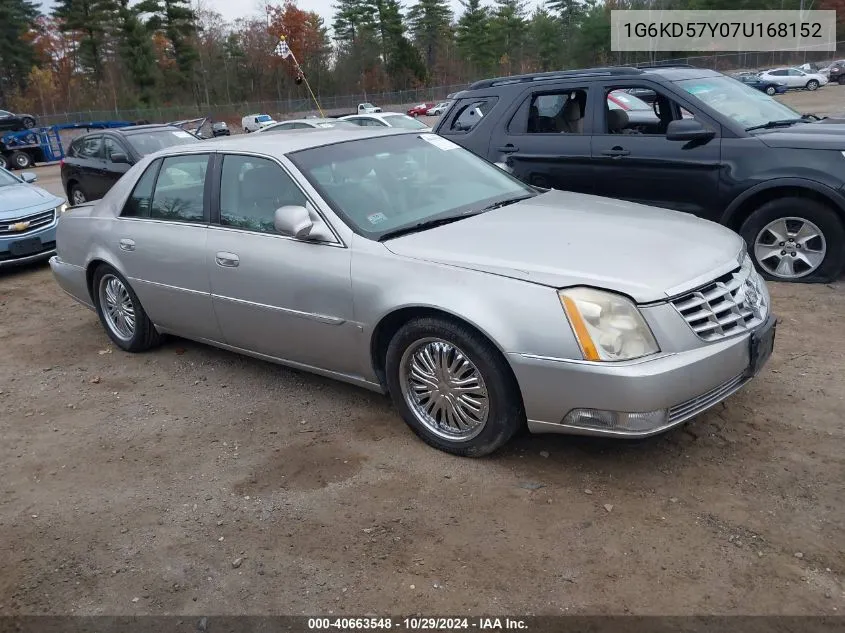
[449,97,497,132]
[103,137,128,161]
[149,154,209,223]
[525,89,588,134]
[219,155,307,234]
[121,159,161,218]
[78,135,103,158]
[602,85,692,136]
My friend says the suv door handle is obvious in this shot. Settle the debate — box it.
[496,144,519,153]
[119,238,135,251]
[601,147,630,158]
[215,252,239,268]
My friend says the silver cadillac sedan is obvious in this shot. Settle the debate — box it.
[50,128,775,456]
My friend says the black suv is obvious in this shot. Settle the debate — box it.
[61,124,199,205]
[434,65,845,283]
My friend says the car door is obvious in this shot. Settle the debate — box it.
[787,68,807,87]
[113,152,222,341]
[489,86,595,193]
[73,135,106,199]
[590,80,722,220]
[99,136,133,194]
[206,153,358,374]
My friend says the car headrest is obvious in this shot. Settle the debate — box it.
[607,108,629,131]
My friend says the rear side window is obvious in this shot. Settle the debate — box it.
[447,97,497,133]
[150,154,209,223]
[121,159,161,218]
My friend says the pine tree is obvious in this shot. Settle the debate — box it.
[455,0,495,77]
[116,0,157,104]
[527,5,562,72]
[332,0,374,44]
[53,0,117,84]
[407,0,452,69]
[0,0,39,105]
[137,0,199,100]
[489,0,527,74]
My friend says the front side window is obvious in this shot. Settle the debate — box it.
[219,155,307,234]
[103,137,128,161]
[289,133,534,240]
[79,136,103,158]
[526,89,588,134]
[149,154,209,223]
[121,159,161,218]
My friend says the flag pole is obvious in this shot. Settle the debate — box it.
[289,51,325,118]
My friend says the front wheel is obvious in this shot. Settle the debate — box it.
[10,151,31,169]
[765,86,776,96]
[21,116,36,129]
[385,317,524,457]
[838,76,845,85]
[806,79,820,91]
[740,197,845,282]
[93,265,162,352]
[69,184,87,205]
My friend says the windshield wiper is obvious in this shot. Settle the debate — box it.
[378,212,483,241]
[477,194,533,212]
[745,118,804,132]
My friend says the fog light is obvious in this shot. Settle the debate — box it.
[562,408,668,433]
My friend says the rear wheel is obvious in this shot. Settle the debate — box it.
[70,184,87,205]
[385,317,524,456]
[765,86,776,95]
[92,265,161,352]
[838,76,845,85]
[806,79,820,91]
[21,116,36,129]
[740,197,845,282]
[10,151,31,169]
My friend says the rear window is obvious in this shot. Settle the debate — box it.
[446,97,497,133]
[124,129,199,156]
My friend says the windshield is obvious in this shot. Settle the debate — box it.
[289,133,535,240]
[608,90,652,111]
[383,115,428,129]
[677,76,801,129]
[361,103,374,108]
[125,129,200,156]
[0,168,20,186]
[257,115,273,122]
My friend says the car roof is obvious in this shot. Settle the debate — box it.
[154,127,415,157]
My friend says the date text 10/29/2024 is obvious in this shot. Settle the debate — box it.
[308,617,528,630]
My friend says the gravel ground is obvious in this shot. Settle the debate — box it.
[1,93,844,616]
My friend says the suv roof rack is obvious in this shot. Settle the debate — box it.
[633,62,697,69]
[468,66,644,89]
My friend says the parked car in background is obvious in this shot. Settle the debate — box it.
[61,124,200,205]
[339,112,430,130]
[211,122,231,137]
[241,114,277,132]
[427,101,453,116]
[0,167,66,267]
[626,87,658,104]
[732,73,788,96]
[257,118,359,133]
[0,110,37,132]
[821,59,845,84]
[331,103,384,118]
[49,128,774,457]
[407,103,434,117]
[436,65,845,282]
[758,67,827,90]
[607,89,660,126]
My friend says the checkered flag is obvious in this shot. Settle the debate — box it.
[273,36,291,59]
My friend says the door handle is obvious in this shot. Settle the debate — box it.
[119,238,135,251]
[215,252,239,268]
[496,144,519,153]
[601,147,630,158]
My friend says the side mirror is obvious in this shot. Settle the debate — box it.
[110,152,130,164]
[274,205,315,239]
[666,119,715,142]
[20,171,37,183]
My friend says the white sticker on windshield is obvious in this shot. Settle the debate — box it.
[172,131,192,138]
[419,133,459,150]
[367,212,388,225]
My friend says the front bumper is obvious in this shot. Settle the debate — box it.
[0,224,57,268]
[510,318,774,438]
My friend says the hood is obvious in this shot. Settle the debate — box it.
[0,183,62,218]
[383,190,744,303]
[757,120,845,149]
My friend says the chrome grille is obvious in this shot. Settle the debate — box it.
[670,259,767,342]
[668,373,747,424]
[0,209,56,236]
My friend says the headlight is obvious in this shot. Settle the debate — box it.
[56,202,68,215]
[559,287,659,361]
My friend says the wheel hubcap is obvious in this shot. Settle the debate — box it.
[72,189,85,204]
[399,338,489,441]
[754,216,826,279]
[99,275,136,340]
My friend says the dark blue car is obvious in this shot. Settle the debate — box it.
[733,73,788,96]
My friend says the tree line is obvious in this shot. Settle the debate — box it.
[0,0,835,116]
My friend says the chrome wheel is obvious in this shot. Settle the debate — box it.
[754,216,826,279]
[71,188,86,205]
[398,338,489,441]
[99,274,136,341]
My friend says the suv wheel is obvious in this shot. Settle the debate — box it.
[70,184,87,205]
[385,317,524,457]
[740,197,845,282]
[93,265,162,352]
[838,76,845,85]
[806,79,820,91]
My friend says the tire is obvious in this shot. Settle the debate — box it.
[10,151,31,169]
[92,265,162,352]
[0,154,6,170]
[739,197,845,283]
[838,76,845,85]
[385,316,524,457]
[765,86,776,96]
[69,184,87,206]
[21,116,36,129]
[806,79,819,91]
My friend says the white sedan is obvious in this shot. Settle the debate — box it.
[339,112,431,131]
[758,67,828,91]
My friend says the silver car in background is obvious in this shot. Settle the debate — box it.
[50,129,775,456]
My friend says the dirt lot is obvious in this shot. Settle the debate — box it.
[2,93,845,617]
